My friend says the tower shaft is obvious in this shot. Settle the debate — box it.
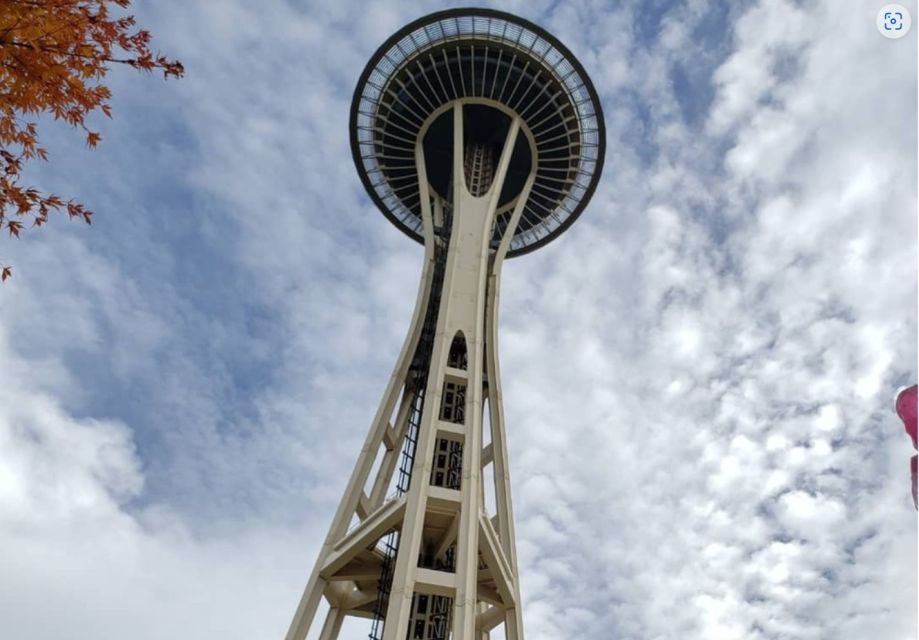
[286,8,605,638]
[286,103,533,640]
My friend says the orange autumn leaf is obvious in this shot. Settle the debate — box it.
[0,0,183,280]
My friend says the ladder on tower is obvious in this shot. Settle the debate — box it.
[369,221,449,640]
[464,143,495,197]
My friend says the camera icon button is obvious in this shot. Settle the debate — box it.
[877,4,912,39]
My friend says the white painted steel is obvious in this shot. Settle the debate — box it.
[286,100,534,640]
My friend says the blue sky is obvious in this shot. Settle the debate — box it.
[0,1,916,639]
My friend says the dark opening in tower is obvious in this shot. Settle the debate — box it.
[408,593,451,639]
[432,333,466,492]
[422,104,532,204]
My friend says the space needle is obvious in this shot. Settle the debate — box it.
[286,8,604,640]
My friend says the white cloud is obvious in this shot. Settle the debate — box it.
[0,325,325,639]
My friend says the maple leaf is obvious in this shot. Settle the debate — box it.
[0,0,183,280]
[1,266,10,282]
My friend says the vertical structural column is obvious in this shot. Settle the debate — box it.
[318,607,345,640]
[484,275,525,640]
[449,104,521,640]
[285,123,440,640]
[483,145,537,640]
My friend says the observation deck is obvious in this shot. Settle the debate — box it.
[350,8,605,257]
